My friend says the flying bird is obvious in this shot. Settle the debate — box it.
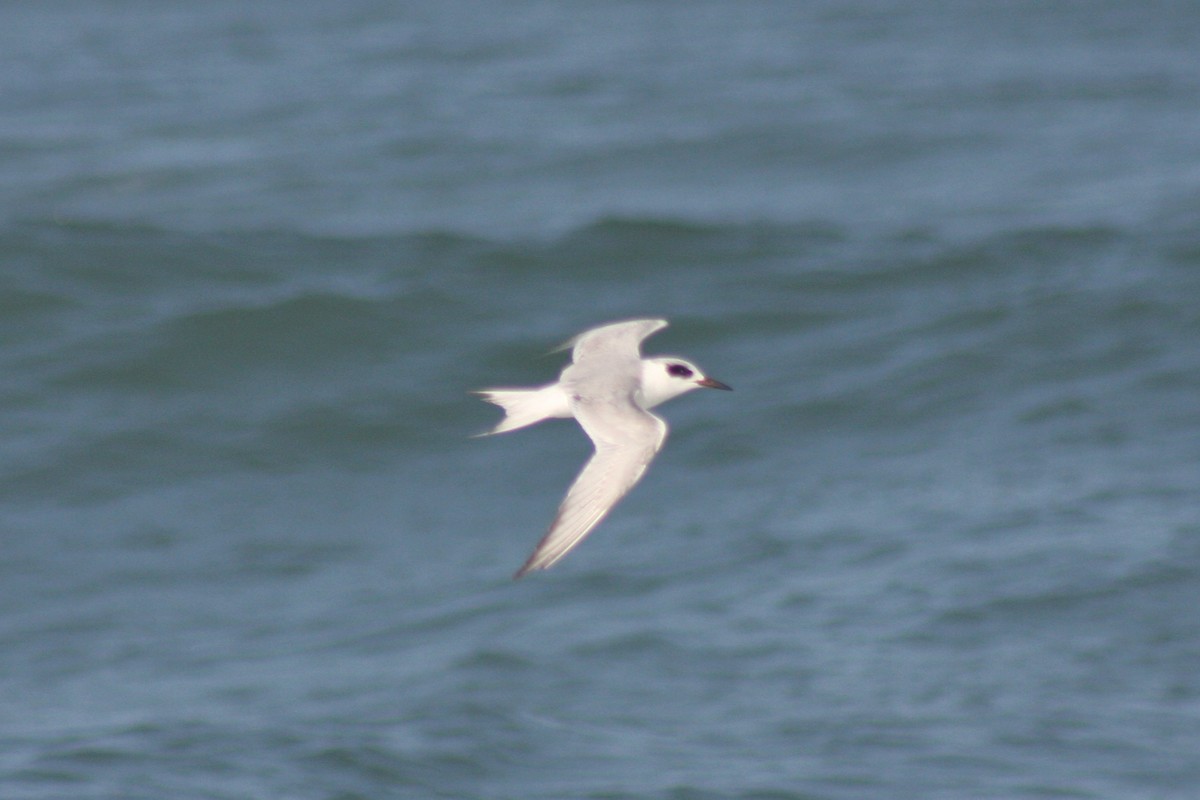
[473,318,731,578]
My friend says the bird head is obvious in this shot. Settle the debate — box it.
[640,357,732,408]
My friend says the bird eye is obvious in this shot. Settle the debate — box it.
[667,363,694,378]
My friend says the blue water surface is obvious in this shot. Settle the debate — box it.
[2,2,1199,798]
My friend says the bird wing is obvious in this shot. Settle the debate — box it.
[513,390,668,578]
[565,318,667,365]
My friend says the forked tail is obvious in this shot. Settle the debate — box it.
[471,387,559,436]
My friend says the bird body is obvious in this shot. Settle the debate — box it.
[473,318,730,578]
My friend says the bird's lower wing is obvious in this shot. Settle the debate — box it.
[514,405,666,578]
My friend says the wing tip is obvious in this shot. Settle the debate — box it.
[513,553,552,580]
[565,317,669,353]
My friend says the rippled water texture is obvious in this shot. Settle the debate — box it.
[2,2,1199,799]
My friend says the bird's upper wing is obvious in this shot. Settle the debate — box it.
[513,388,668,578]
[566,318,667,365]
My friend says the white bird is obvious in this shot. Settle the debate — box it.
[473,318,731,578]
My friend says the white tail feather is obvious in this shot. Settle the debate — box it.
[472,386,568,436]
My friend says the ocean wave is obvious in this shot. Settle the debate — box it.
[3,215,1196,508]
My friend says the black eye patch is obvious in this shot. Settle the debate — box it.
[667,363,694,378]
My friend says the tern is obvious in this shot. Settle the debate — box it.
[473,318,731,578]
